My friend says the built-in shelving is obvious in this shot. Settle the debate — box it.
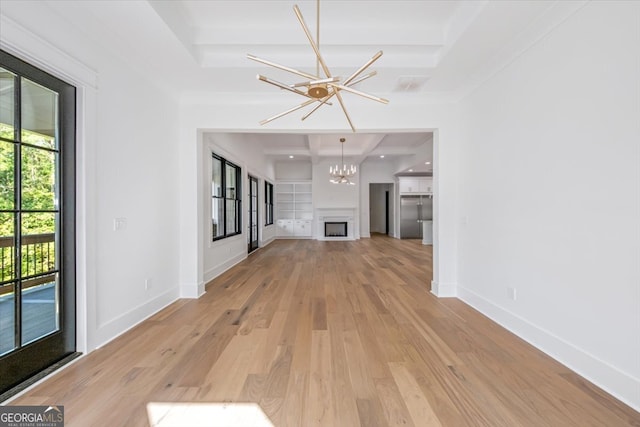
[275,181,313,238]
[276,182,313,220]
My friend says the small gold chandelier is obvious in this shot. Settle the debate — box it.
[330,138,356,185]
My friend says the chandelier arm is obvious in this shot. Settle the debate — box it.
[301,93,335,121]
[327,83,389,104]
[343,51,383,85]
[293,5,332,78]
[248,54,319,80]
[259,99,318,125]
[346,71,377,87]
[291,77,340,87]
[334,91,356,132]
[257,75,320,100]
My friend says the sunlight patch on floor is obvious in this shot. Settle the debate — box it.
[147,402,274,427]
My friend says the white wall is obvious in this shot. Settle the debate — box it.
[201,134,277,286]
[454,1,640,409]
[275,161,312,180]
[313,159,360,208]
[312,159,360,238]
[1,2,182,352]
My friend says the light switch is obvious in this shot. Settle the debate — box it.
[113,217,127,231]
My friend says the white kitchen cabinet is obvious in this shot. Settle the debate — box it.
[399,176,433,195]
[399,177,419,193]
[419,177,433,194]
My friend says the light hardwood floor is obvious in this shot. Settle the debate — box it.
[9,236,640,426]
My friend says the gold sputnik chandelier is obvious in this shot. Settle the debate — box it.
[247,0,388,132]
[329,138,356,185]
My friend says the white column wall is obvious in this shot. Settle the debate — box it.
[454,1,640,409]
[1,2,181,352]
[199,133,277,289]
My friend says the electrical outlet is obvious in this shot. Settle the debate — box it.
[508,287,517,301]
[145,278,152,291]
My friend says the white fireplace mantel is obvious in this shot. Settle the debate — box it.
[316,207,356,220]
[316,207,357,241]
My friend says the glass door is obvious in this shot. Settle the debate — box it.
[248,176,258,253]
[0,50,76,395]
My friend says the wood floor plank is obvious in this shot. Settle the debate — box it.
[342,328,379,399]
[6,237,639,426]
[373,377,416,427]
[263,345,293,399]
[251,309,288,374]
[389,362,443,427]
[306,330,334,426]
[278,371,307,427]
[352,312,393,380]
[328,326,361,427]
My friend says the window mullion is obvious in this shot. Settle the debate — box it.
[13,74,22,348]
[222,160,227,237]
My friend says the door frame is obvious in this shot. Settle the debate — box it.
[385,190,390,235]
[0,49,77,395]
[247,175,259,253]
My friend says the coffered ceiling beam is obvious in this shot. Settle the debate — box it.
[307,135,322,164]
[353,134,386,164]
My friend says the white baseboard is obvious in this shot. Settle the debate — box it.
[457,285,640,412]
[260,237,276,247]
[94,288,179,351]
[180,281,205,299]
[203,252,247,285]
[431,280,457,297]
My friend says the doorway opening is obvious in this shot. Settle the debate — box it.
[369,183,394,236]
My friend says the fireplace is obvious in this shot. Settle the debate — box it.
[316,207,357,240]
[324,222,347,237]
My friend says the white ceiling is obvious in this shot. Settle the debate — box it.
[155,0,466,95]
[242,131,433,173]
[22,0,565,172]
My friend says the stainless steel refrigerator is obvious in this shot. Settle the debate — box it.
[400,195,432,239]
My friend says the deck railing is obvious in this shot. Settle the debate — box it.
[0,233,56,285]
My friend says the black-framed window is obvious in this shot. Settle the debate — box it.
[212,153,241,241]
[265,181,273,226]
